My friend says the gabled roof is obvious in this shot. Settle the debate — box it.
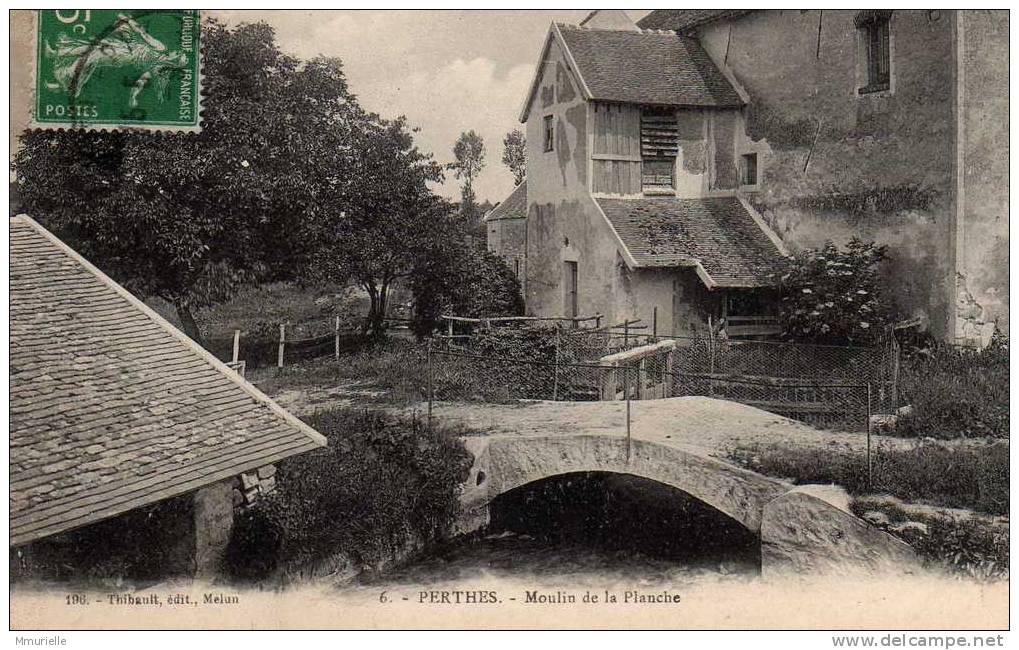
[595,197,788,288]
[637,10,754,33]
[10,215,326,547]
[484,180,527,222]
[520,23,743,122]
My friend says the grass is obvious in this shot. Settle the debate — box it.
[896,335,1009,439]
[728,439,1008,516]
[249,338,431,405]
[729,438,1009,579]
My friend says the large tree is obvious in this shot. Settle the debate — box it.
[306,115,449,338]
[12,20,357,343]
[501,129,526,186]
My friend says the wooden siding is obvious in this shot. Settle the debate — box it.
[592,103,640,157]
[593,159,642,195]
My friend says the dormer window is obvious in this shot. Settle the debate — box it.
[543,115,555,152]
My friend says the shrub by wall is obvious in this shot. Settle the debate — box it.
[897,335,1009,439]
[226,408,473,582]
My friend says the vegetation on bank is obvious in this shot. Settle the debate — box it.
[728,440,1007,516]
[896,334,1009,439]
[226,408,472,582]
[728,440,1009,579]
[851,496,1008,581]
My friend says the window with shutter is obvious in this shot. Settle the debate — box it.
[641,108,677,191]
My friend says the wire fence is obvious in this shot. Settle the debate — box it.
[428,326,893,432]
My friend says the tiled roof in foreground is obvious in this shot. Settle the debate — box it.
[10,215,326,547]
[597,197,788,288]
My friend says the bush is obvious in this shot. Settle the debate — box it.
[896,334,1009,439]
[775,238,894,345]
[728,439,1008,516]
[412,244,524,337]
[851,497,1008,581]
[225,408,473,581]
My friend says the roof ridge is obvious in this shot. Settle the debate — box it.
[10,214,327,448]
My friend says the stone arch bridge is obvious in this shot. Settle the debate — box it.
[439,396,918,576]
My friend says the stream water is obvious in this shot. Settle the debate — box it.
[350,472,761,594]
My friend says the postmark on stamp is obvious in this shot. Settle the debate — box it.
[32,10,201,131]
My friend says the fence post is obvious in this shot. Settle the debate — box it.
[652,307,658,339]
[595,314,602,329]
[891,336,901,412]
[637,357,647,400]
[277,324,285,369]
[623,320,630,348]
[866,383,873,490]
[552,326,560,401]
[624,366,632,462]
[447,318,454,338]
[232,329,240,364]
[334,316,340,361]
[427,340,434,429]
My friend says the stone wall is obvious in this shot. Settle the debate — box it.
[698,10,962,338]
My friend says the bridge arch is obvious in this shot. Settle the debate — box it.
[458,434,788,534]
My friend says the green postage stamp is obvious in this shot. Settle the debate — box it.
[33,10,201,131]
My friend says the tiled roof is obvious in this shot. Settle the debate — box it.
[636,10,754,33]
[597,197,788,287]
[10,215,326,547]
[557,24,743,108]
[485,180,527,222]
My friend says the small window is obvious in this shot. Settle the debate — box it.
[543,115,555,152]
[857,10,891,94]
[740,153,758,186]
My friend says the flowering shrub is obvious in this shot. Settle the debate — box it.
[775,238,894,345]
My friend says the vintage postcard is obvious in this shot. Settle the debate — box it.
[7,8,1010,636]
[30,10,201,131]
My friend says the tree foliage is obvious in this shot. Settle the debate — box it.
[447,130,485,209]
[12,20,356,343]
[775,238,894,345]
[411,243,524,338]
[501,129,526,186]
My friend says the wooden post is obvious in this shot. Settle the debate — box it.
[277,324,285,369]
[447,318,454,338]
[638,357,647,400]
[334,316,340,361]
[652,307,658,339]
[624,367,632,462]
[552,327,560,401]
[665,349,674,397]
[427,341,434,429]
[232,329,240,364]
[866,383,873,489]
[623,320,630,348]
[595,315,602,329]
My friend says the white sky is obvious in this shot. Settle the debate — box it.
[10,10,650,203]
[207,10,649,203]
